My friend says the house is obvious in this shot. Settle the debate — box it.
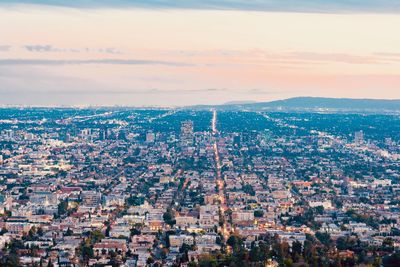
[93,238,127,256]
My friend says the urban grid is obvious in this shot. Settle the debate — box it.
[0,108,399,266]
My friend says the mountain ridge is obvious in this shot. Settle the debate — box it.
[189,97,400,112]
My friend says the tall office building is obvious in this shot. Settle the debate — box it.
[354,130,364,145]
[180,120,194,145]
[118,129,127,141]
[233,134,241,147]
[3,130,13,140]
[65,133,71,143]
[99,127,108,141]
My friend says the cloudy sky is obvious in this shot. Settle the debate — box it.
[1,0,400,106]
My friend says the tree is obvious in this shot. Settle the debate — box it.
[243,184,255,196]
[127,195,145,206]
[376,252,399,267]
[163,209,176,226]
[27,226,37,240]
[291,240,302,261]
[258,241,270,261]
[249,245,261,262]
[254,210,264,218]
[303,240,317,263]
[1,254,20,267]
[65,228,73,236]
[227,234,243,253]
[37,227,44,236]
[105,225,111,237]
[180,243,192,263]
[272,240,290,260]
[57,199,68,216]
[336,236,356,250]
[315,232,332,247]
[79,242,94,263]
[314,205,324,215]
[90,230,105,243]
[146,257,155,265]
[130,228,141,236]
[382,238,395,252]
[198,254,217,267]
[283,258,293,267]
[0,227,7,235]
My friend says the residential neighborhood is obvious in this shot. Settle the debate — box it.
[0,108,399,266]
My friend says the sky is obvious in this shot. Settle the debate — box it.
[1,1,400,106]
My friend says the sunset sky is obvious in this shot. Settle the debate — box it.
[1,0,400,106]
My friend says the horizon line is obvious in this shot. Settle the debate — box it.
[1,96,400,109]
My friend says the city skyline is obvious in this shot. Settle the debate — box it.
[1,1,400,106]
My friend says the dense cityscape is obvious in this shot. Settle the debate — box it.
[0,108,399,266]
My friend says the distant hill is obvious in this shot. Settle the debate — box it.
[189,97,400,113]
[223,100,257,105]
[239,97,400,111]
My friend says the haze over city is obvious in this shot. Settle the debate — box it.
[1,0,400,106]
